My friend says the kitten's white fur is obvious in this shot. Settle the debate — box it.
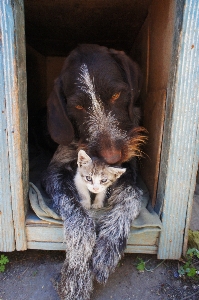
[74,150,126,209]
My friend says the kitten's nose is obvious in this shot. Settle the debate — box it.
[93,186,99,192]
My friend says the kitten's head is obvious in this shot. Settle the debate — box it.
[77,150,126,194]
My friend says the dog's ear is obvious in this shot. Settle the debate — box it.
[47,77,74,145]
[109,49,142,127]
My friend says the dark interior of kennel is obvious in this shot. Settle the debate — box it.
[24,0,175,209]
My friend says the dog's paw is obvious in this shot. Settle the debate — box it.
[92,264,109,284]
[91,237,119,284]
[91,255,109,284]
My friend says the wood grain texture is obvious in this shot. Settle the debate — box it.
[127,231,159,246]
[141,90,166,205]
[27,242,158,254]
[125,245,158,254]
[134,0,175,206]
[0,0,28,251]
[10,0,28,251]
[27,242,66,251]
[157,0,199,259]
[0,0,16,252]
[26,225,159,246]
[26,227,65,243]
[25,212,160,253]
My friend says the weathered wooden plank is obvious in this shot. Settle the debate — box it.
[141,90,166,205]
[157,0,199,259]
[13,0,29,217]
[26,224,160,247]
[26,227,65,243]
[26,207,161,251]
[0,0,16,252]
[26,208,160,252]
[127,232,159,246]
[183,133,199,252]
[0,0,28,251]
[27,241,158,254]
[11,0,29,250]
[134,0,176,206]
[155,0,185,214]
[27,242,66,251]
[125,245,158,254]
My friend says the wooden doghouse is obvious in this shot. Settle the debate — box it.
[0,0,198,260]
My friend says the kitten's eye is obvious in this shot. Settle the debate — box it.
[86,176,92,182]
[110,92,121,103]
[75,105,84,110]
[101,178,108,183]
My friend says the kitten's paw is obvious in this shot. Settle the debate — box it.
[92,202,103,209]
[81,200,91,210]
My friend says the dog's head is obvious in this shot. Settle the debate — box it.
[47,44,146,164]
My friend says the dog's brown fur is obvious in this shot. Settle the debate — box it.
[47,44,143,165]
[43,44,145,300]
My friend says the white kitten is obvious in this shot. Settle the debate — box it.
[74,150,126,209]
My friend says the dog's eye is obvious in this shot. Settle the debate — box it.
[111,92,121,103]
[75,105,84,110]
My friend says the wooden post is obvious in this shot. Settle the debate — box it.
[156,0,199,259]
[0,0,28,251]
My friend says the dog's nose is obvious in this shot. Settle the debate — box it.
[100,149,121,164]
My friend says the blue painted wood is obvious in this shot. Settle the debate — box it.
[27,242,158,254]
[25,212,160,252]
[157,0,199,259]
[0,0,16,252]
[183,128,199,255]
[0,0,28,251]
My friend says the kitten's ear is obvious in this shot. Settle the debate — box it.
[77,150,92,167]
[108,167,126,179]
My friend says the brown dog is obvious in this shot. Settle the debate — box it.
[47,44,144,165]
[43,44,145,300]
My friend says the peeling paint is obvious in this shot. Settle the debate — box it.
[0,0,28,251]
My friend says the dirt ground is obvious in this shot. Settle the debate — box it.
[0,250,199,300]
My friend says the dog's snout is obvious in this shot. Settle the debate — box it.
[100,149,121,164]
